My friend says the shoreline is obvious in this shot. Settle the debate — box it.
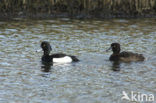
[1,0,156,20]
[0,12,156,20]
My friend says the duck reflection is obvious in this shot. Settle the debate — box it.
[41,62,53,72]
[112,61,120,71]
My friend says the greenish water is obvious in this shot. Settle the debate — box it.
[0,18,156,103]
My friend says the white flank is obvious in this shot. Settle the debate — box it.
[53,56,72,63]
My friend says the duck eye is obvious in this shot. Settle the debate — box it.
[42,44,46,47]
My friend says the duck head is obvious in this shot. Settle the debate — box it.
[41,41,52,55]
[107,43,121,54]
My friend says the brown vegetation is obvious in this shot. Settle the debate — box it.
[0,0,156,18]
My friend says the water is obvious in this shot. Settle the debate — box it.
[0,18,156,103]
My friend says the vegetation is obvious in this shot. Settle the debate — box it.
[0,0,156,18]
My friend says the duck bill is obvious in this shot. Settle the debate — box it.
[106,47,112,52]
[36,49,42,52]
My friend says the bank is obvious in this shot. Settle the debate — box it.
[0,0,156,19]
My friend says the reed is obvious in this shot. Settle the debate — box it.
[0,0,156,18]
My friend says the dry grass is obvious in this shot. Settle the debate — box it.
[0,0,156,18]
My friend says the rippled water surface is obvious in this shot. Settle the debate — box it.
[0,18,156,103]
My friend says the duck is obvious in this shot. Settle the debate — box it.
[107,43,145,62]
[41,41,79,63]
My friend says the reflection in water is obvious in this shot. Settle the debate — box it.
[112,61,120,71]
[41,62,53,72]
[0,18,156,103]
